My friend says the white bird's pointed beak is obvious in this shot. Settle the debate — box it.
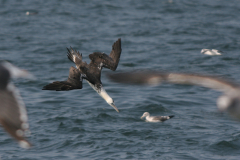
[110,102,119,112]
[141,116,144,119]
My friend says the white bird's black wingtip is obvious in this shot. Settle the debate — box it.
[168,115,174,119]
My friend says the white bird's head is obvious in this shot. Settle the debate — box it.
[86,81,119,112]
[141,112,150,119]
[99,88,119,112]
[201,49,208,54]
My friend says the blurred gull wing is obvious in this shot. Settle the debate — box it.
[107,71,238,93]
[107,71,166,85]
[108,71,240,120]
[165,73,237,93]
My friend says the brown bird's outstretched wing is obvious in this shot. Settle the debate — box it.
[42,81,82,91]
[42,67,82,91]
[67,47,88,73]
[89,38,122,71]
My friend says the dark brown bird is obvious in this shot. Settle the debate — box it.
[43,38,122,112]
[66,38,121,112]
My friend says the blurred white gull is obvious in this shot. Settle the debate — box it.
[26,11,38,16]
[0,61,34,149]
[201,49,223,55]
[141,112,174,122]
[108,71,240,121]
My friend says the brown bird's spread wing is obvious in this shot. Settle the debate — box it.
[42,81,82,91]
[107,38,122,71]
[89,38,122,71]
[67,47,88,72]
[42,67,82,91]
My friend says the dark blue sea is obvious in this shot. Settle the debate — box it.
[1,0,240,159]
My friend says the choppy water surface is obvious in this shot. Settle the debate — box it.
[1,0,240,159]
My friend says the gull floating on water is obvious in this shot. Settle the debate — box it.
[201,49,223,55]
[108,71,240,120]
[141,112,174,122]
[0,62,34,149]
[43,38,122,112]
[26,11,38,16]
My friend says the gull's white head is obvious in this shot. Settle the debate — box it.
[201,49,208,54]
[141,112,150,119]
[217,95,232,112]
[217,94,240,120]
[2,62,35,79]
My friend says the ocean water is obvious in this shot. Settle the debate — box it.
[1,0,240,159]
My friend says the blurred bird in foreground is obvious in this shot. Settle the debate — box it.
[108,71,240,120]
[0,61,34,149]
